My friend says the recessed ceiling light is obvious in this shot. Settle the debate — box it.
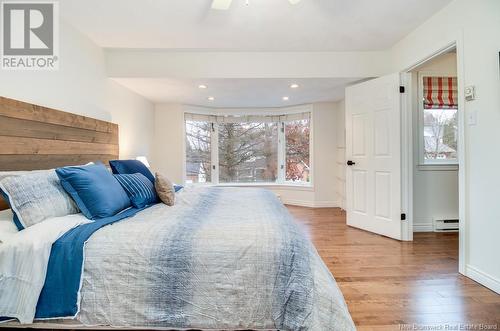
[198,84,208,89]
[282,96,289,101]
[207,96,215,101]
[290,83,299,89]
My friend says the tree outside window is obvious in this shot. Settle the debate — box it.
[423,108,458,161]
[184,113,311,185]
[185,120,211,183]
[285,119,310,182]
[218,122,278,183]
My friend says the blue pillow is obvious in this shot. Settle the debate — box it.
[109,160,155,183]
[56,164,131,220]
[114,173,159,208]
[174,184,183,192]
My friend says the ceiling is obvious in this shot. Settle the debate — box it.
[61,0,450,107]
[113,78,362,108]
[61,0,451,51]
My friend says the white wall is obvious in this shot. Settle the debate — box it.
[151,102,342,207]
[0,20,155,160]
[152,103,185,183]
[335,100,346,210]
[411,53,459,231]
[312,102,339,206]
[391,0,500,293]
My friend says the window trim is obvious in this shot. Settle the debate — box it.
[183,106,313,187]
[417,71,459,167]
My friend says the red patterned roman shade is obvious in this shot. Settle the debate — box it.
[423,76,458,109]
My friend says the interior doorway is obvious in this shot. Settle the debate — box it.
[410,50,459,233]
[344,43,464,253]
[402,45,464,272]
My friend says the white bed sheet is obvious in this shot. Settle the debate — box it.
[0,213,90,323]
[0,209,17,244]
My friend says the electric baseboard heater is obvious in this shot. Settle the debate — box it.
[433,218,459,232]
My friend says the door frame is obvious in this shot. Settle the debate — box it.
[400,38,467,275]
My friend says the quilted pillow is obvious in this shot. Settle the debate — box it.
[0,169,51,186]
[114,173,159,208]
[0,170,79,230]
[56,163,131,220]
[109,160,155,183]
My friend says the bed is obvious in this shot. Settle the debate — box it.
[0,97,355,330]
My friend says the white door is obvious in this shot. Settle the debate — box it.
[345,73,402,240]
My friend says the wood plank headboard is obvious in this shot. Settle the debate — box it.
[0,96,119,210]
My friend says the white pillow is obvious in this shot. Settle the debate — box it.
[0,169,50,181]
[0,170,79,230]
[0,209,18,244]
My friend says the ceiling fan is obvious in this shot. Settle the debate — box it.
[212,0,301,10]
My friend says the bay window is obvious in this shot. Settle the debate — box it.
[184,112,311,185]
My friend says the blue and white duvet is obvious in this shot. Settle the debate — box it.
[0,186,355,330]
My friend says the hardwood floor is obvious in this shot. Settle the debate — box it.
[287,206,500,331]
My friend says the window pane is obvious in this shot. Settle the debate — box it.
[423,108,458,161]
[218,122,278,183]
[185,120,211,183]
[285,119,310,183]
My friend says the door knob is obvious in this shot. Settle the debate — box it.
[347,160,356,166]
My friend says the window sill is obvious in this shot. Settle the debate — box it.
[417,164,459,171]
[217,183,314,191]
[194,182,314,191]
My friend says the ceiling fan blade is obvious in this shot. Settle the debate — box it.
[211,0,233,10]
[288,0,301,4]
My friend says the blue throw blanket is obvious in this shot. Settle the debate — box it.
[35,207,146,318]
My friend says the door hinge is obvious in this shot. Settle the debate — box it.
[399,86,405,93]
[401,213,406,221]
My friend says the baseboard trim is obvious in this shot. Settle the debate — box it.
[413,223,433,232]
[282,199,339,208]
[314,200,340,208]
[466,264,500,294]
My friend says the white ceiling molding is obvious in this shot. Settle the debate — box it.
[182,104,313,116]
[105,50,391,79]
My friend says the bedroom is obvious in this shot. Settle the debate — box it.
[0,0,499,330]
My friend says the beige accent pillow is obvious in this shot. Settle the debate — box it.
[155,172,175,206]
